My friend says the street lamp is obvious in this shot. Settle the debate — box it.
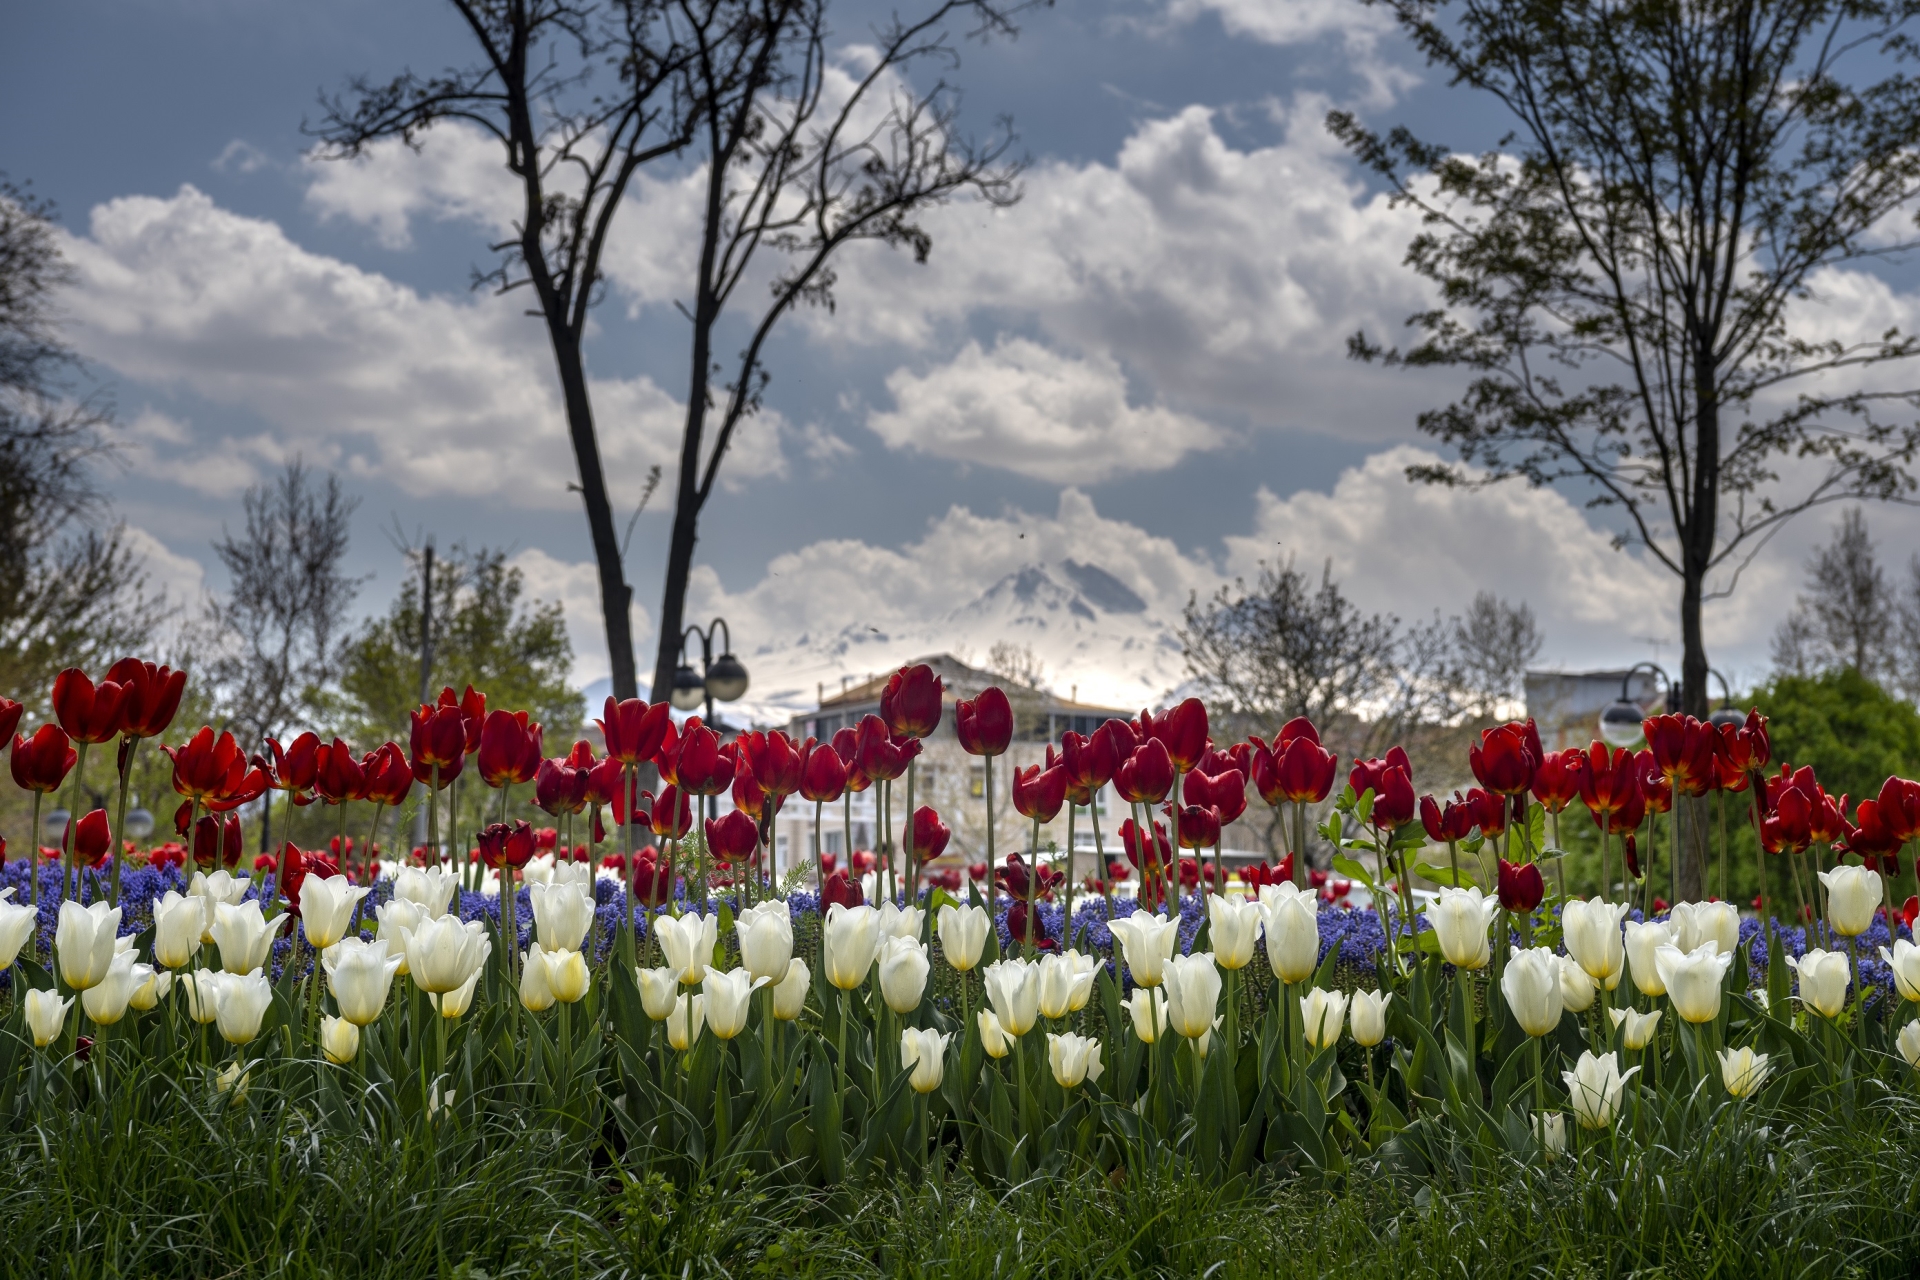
[1706,669,1745,729]
[1598,662,1676,748]
[672,618,750,723]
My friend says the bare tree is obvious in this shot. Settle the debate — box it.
[646,0,1025,707]
[1772,507,1892,678]
[203,462,362,750]
[316,1,695,702]
[1453,591,1541,718]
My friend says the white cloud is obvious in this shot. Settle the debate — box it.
[508,547,653,691]
[59,185,782,509]
[868,337,1227,481]
[303,125,519,250]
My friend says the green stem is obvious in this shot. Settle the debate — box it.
[111,736,137,908]
[62,741,90,900]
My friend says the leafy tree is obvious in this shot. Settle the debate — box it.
[335,545,583,748]
[1754,667,1920,807]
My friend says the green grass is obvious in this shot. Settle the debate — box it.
[6,1084,1919,1279]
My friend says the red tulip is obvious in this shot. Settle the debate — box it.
[955,687,1013,756]
[821,869,864,909]
[829,726,873,793]
[263,732,322,795]
[1011,762,1068,823]
[704,809,760,865]
[1468,722,1536,796]
[1761,780,1813,855]
[1183,765,1246,825]
[912,805,951,861]
[1808,784,1849,846]
[1170,802,1221,849]
[315,738,368,804]
[1119,817,1171,872]
[598,696,671,765]
[645,786,694,839]
[665,721,735,795]
[1420,793,1475,843]
[534,756,590,815]
[1349,746,1410,802]
[191,813,242,870]
[432,685,486,755]
[1351,749,1415,829]
[1004,901,1053,948]
[11,724,76,793]
[1468,787,1508,839]
[880,663,944,739]
[1113,739,1175,804]
[1240,856,1295,892]
[361,743,414,807]
[1578,743,1640,823]
[164,727,268,812]
[1530,748,1584,814]
[52,668,127,745]
[477,820,537,869]
[584,753,625,809]
[278,845,341,911]
[1642,714,1716,798]
[995,852,1063,901]
[1062,726,1120,794]
[1874,776,1920,843]
[853,714,916,783]
[731,764,766,821]
[1844,797,1902,864]
[477,710,542,788]
[1496,858,1544,913]
[104,659,186,740]
[1634,750,1673,815]
[1146,698,1208,773]
[740,730,804,800]
[1255,732,1339,806]
[798,738,848,803]
[409,703,467,785]
[0,697,20,749]
[68,808,111,866]
[632,850,673,906]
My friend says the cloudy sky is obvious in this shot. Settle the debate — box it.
[9,0,1920,720]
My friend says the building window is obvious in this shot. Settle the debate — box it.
[970,764,985,798]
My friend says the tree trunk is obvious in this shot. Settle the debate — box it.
[650,297,715,714]
[1674,367,1720,904]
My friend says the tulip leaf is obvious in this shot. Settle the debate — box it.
[1331,854,1376,892]
[1413,861,1477,888]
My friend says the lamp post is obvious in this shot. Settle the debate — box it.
[1706,670,1744,729]
[1598,662,1676,748]
[669,618,751,724]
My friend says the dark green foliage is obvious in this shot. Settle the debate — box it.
[1756,667,1920,806]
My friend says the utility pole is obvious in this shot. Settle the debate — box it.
[412,539,435,853]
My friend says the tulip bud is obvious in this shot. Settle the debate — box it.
[80,951,143,1026]
[1898,1020,1920,1070]
[1349,989,1392,1047]
[25,988,72,1047]
[1256,883,1319,984]
[375,899,427,975]
[214,1061,251,1100]
[214,969,273,1045]
[1125,988,1168,1043]
[982,957,1040,1037]
[128,966,172,1012]
[542,947,591,1004]
[900,1026,951,1094]
[1718,1045,1772,1098]
[1558,955,1597,1013]
[977,1008,1012,1058]
[1046,1031,1104,1088]
[1786,948,1850,1019]
[299,874,371,951]
[637,965,680,1020]
[178,970,222,1025]
[1036,949,1080,1021]
[1608,1005,1662,1051]
[1107,911,1180,989]
[1624,919,1677,997]
[936,902,990,972]
[822,903,882,992]
[1063,949,1098,1013]
[212,901,274,976]
[321,1015,361,1064]
[520,942,557,1012]
[876,900,925,941]
[1668,900,1740,958]
[1428,887,1497,971]
[406,915,492,995]
[1562,1050,1637,1129]
[438,966,483,1018]
[324,937,405,1026]
[1654,941,1733,1024]
[1536,1111,1567,1160]
[772,958,810,1020]
[1162,952,1222,1041]
[701,966,767,1040]
[0,894,35,973]
[666,993,705,1051]
[392,865,459,917]
[1501,946,1565,1038]
[736,900,796,984]
[529,881,596,956]
[55,900,124,991]
[1299,987,1348,1050]
[878,936,930,1015]
[1562,897,1629,987]
[1880,938,1920,1002]
[188,870,249,944]
[1816,864,1883,937]
[1206,894,1261,971]
[151,891,202,969]
[656,912,719,986]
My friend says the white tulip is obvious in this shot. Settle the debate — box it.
[1537,1111,1567,1158]
[1299,987,1349,1050]
[321,1015,360,1064]
[1787,948,1851,1019]
[1718,1045,1772,1098]
[636,965,680,1020]
[55,900,123,991]
[983,957,1040,1036]
[188,870,249,943]
[0,895,35,972]
[1036,949,1081,1020]
[1428,887,1497,971]
[1349,989,1392,1047]
[1162,952,1223,1040]
[212,901,274,976]
[25,988,72,1047]
[375,899,427,976]
[405,914,491,995]
[1654,942,1733,1024]
[80,951,143,1026]
[666,993,705,1051]
[701,965,768,1040]
[656,912,719,986]
[1882,938,1920,1002]
[324,937,404,1025]
[822,904,881,991]
[529,880,596,955]
[772,958,810,1020]
[298,875,370,951]
[1501,945,1565,1038]
[1898,1020,1920,1069]
[214,969,273,1045]
[178,970,222,1025]
[438,965,484,1018]
[1624,920,1678,997]
[936,902,990,972]
[1562,1050,1638,1129]
[1062,949,1099,1012]
[1125,988,1168,1043]
[735,900,795,983]
[1256,882,1320,984]
[214,1061,251,1100]
[1108,912,1181,988]
[128,966,172,1012]
[977,1008,1012,1058]
[878,936,930,1014]
[543,947,591,1004]
[1207,894,1262,971]
[1608,1005,1663,1051]
[1818,864,1883,937]
[900,1026,951,1094]
[1558,954,1597,1013]
[1193,1016,1225,1060]
[1047,1031,1105,1088]
[1668,901,1740,958]
[150,891,202,969]
[520,942,556,1012]
[392,865,458,917]
[1562,897,1629,987]
[877,900,925,939]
